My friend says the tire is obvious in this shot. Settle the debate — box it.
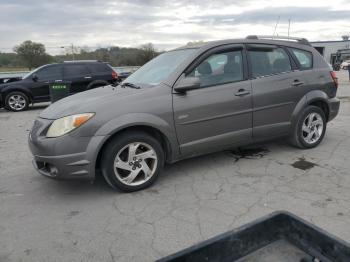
[290,106,327,149]
[86,80,109,90]
[4,91,29,112]
[100,131,164,192]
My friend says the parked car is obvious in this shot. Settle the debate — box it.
[29,35,340,192]
[0,60,118,111]
[341,60,350,70]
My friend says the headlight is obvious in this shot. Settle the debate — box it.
[46,113,94,138]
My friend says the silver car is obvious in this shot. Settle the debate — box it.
[28,36,340,192]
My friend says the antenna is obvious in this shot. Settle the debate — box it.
[272,16,280,39]
[287,19,291,40]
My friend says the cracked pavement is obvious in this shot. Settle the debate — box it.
[0,71,350,262]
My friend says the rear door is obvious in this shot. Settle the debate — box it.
[87,63,113,83]
[173,45,253,156]
[248,45,306,139]
[63,64,92,94]
[30,65,63,101]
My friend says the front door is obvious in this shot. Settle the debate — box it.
[30,65,63,101]
[173,47,253,156]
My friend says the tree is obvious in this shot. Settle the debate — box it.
[139,43,157,65]
[14,40,52,70]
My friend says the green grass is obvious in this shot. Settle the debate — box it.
[0,67,29,72]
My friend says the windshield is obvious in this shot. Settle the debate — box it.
[124,48,197,86]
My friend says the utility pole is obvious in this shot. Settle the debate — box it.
[272,16,280,39]
[287,19,291,39]
[71,43,75,61]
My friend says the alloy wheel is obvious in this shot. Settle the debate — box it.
[113,142,158,186]
[8,94,27,111]
[302,112,324,144]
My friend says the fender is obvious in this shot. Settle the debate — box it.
[91,112,180,161]
[290,90,329,130]
[1,84,33,101]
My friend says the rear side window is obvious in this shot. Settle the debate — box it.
[188,50,244,87]
[289,48,313,70]
[249,48,291,78]
[36,65,62,81]
[63,64,90,78]
[87,63,111,73]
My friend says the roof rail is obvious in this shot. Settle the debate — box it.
[63,60,101,63]
[246,35,310,45]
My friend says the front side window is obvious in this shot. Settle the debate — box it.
[188,50,243,87]
[249,48,291,78]
[36,65,62,81]
[289,48,313,70]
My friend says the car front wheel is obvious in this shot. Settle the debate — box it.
[5,91,29,112]
[100,131,164,192]
[290,106,327,149]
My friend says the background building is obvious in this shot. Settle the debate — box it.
[311,36,350,66]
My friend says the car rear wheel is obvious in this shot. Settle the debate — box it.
[100,131,164,192]
[5,91,29,112]
[86,80,109,90]
[290,106,326,149]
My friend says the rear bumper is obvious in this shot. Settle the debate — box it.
[328,97,340,122]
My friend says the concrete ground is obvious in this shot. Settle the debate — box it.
[0,71,350,262]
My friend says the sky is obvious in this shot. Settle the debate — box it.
[0,0,349,54]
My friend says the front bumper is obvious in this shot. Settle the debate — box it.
[28,117,106,180]
[31,153,91,180]
[328,97,340,122]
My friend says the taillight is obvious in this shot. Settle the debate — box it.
[330,71,338,88]
[112,71,118,80]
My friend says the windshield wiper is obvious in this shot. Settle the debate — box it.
[121,82,141,89]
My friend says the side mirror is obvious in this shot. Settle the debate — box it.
[174,77,200,93]
[32,74,38,82]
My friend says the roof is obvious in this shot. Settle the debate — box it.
[173,37,313,52]
[310,40,350,44]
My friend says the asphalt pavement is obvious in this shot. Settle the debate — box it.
[0,70,350,262]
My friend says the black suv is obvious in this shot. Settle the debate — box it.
[0,60,118,111]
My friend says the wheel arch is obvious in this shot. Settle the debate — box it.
[291,90,330,129]
[94,124,174,172]
[306,97,330,122]
[86,80,110,90]
[1,85,33,103]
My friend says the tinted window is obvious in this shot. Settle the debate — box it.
[36,65,62,81]
[289,48,312,69]
[188,50,243,87]
[88,63,111,73]
[63,64,90,78]
[249,48,291,78]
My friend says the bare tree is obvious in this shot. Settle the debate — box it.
[139,43,157,65]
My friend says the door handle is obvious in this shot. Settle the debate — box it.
[292,79,304,86]
[235,89,250,97]
[84,76,92,79]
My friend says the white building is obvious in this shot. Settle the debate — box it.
[311,38,350,65]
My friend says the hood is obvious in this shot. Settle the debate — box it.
[39,85,159,119]
[0,77,23,87]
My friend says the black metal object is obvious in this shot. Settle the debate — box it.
[49,82,71,103]
[158,211,350,262]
